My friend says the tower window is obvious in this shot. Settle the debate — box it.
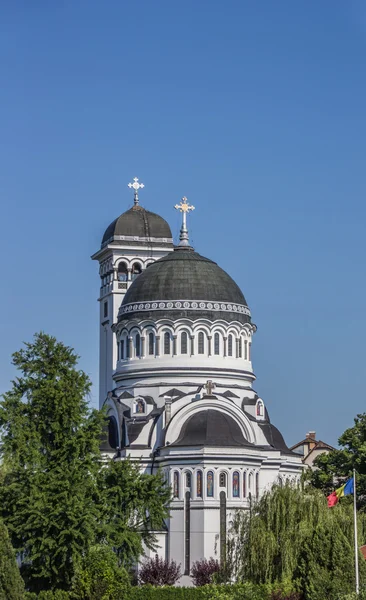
[120,340,125,360]
[117,262,128,282]
[164,332,171,355]
[214,333,220,355]
[103,301,108,318]
[198,332,205,354]
[228,334,233,356]
[243,472,247,498]
[196,471,203,498]
[207,471,214,497]
[186,472,191,488]
[233,471,240,497]
[126,338,130,359]
[148,332,154,355]
[238,338,242,358]
[173,472,180,498]
[219,472,226,487]
[181,332,188,354]
[135,334,141,357]
[131,263,142,280]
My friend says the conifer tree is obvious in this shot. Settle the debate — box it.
[0,333,104,592]
[99,459,171,566]
[0,518,24,600]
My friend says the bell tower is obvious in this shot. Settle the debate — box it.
[91,178,174,407]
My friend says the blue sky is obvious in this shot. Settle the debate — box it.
[1,1,366,447]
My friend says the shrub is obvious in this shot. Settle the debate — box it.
[71,545,130,600]
[0,518,24,600]
[191,558,220,586]
[138,554,181,586]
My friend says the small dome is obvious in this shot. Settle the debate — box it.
[119,247,251,324]
[102,205,172,246]
[171,409,251,447]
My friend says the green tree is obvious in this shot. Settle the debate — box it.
[0,518,24,600]
[0,333,104,592]
[71,545,130,600]
[99,459,171,567]
[226,484,366,599]
[311,413,366,507]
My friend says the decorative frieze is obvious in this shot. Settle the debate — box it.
[118,300,251,318]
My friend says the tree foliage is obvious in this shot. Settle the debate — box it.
[138,554,181,586]
[311,413,366,508]
[0,517,25,600]
[99,459,171,567]
[71,545,130,600]
[226,483,366,599]
[0,333,104,591]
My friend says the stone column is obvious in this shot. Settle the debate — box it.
[141,336,146,358]
[207,335,212,356]
[128,337,133,359]
[173,335,177,356]
[223,336,227,357]
[155,335,160,356]
[190,335,195,356]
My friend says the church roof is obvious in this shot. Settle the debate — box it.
[102,205,172,246]
[170,409,252,447]
[118,247,252,324]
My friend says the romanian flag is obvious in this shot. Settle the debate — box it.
[327,477,354,507]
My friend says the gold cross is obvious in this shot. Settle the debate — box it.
[204,380,216,395]
[174,196,195,213]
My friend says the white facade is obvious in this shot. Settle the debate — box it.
[93,189,303,582]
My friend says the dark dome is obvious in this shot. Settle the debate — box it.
[171,409,251,447]
[102,205,172,246]
[118,247,251,324]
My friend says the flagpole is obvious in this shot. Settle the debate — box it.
[354,468,359,595]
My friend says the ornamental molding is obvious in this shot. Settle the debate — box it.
[103,234,173,247]
[118,300,251,318]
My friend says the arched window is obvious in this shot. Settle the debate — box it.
[117,262,128,282]
[135,334,141,357]
[120,339,125,360]
[255,472,259,497]
[207,471,214,497]
[248,341,252,361]
[181,332,188,354]
[148,332,154,355]
[219,472,226,487]
[198,332,205,354]
[238,338,242,358]
[135,399,145,414]
[126,337,130,359]
[248,472,253,495]
[243,472,247,498]
[196,471,203,498]
[173,472,179,498]
[131,263,142,281]
[256,400,264,417]
[214,333,220,355]
[228,334,233,356]
[244,340,248,360]
[186,472,191,488]
[164,332,171,355]
[233,471,240,497]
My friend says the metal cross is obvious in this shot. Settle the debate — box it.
[204,380,216,395]
[128,177,145,205]
[174,197,195,246]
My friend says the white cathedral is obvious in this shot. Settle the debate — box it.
[92,178,302,581]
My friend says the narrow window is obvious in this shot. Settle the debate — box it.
[233,471,240,497]
[120,340,125,360]
[135,399,145,414]
[196,471,203,498]
[238,338,242,358]
[214,333,220,355]
[198,332,205,354]
[117,262,128,282]
[135,334,141,357]
[103,301,108,318]
[148,332,154,355]
[131,263,142,280]
[256,401,264,417]
[181,332,188,354]
[244,340,248,360]
[186,472,191,488]
[248,341,252,361]
[173,472,179,498]
[248,472,253,495]
[126,338,130,359]
[164,331,171,355]
[228,334,233,356]
[219,472,226,487]
[243,472,247,498]
[207,471,214,497]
